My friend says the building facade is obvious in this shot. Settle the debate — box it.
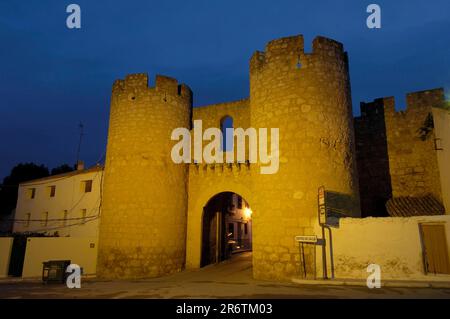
[13,165,103,238]
[226,193,252,253]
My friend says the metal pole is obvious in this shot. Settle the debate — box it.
[215,212,220,263]
[326,226,335,279]
[301,242,306,278]
[321,225,328,279]
[313,243,317,280]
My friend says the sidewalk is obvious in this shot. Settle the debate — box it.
[292,277,450,289]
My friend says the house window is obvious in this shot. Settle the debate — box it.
[62,210,68,226]
[27,188,36,199]
[81,180,93,193]
[25,213,31,227]
[237,196,243,209]
[47,185,56,197]
[42,212,48,226]
[244,223,248,235]
[81,209,87,224]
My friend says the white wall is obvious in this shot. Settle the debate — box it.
[313,216,450,280]
[433,107,450,213]
[14,167,102,237]
[0,238,13,278]
[22,237,98,278]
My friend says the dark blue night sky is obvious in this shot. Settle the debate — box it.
[0,0,449,178]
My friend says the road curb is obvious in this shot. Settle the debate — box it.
[291,278,450,289]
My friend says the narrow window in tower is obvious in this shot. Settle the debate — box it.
[296,54,302,69]
[221,116,234,152]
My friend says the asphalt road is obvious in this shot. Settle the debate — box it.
[1,252,449,299]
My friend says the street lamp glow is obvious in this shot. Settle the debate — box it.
[244,207,252,220]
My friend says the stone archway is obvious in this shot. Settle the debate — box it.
[200,192,253,267]
[185,182,254,269]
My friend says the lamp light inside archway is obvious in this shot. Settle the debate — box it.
[244,207,252,220]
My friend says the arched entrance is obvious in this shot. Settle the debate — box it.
[201,192,252,267]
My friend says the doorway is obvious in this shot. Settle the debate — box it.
[420,223,450,275]
[201,192,252,267]
[8,235,27,277]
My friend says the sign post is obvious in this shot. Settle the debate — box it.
[318,186,328,279]
[318,186,326,225]
[295,235,318,279]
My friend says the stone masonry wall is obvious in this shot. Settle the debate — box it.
[186,99,253,269]
[354,100,392,217]
[249,35,360,281]
[97,74,192,279]
[99,34,362,282]
[355,89,445,216]
[384,89,443,201]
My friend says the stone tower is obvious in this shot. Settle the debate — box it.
[98,34,360,281]
[97,74,192,279]
[249,35,360,280]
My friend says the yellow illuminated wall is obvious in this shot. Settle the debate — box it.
[97,35,361,280]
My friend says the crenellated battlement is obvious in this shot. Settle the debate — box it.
[358,97,394,118]
[250,34,346,73]
[112,73,192,100]
[406,88,445,110]
[355,88,445,217]
[312,36,344,57]
[265,35,304,57]
[359,88,445,118]
[112,73,148,91]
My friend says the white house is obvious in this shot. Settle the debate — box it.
[13,164,103,238]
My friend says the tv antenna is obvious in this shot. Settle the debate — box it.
[76,122,84,164]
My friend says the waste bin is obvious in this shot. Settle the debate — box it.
[42,260,71,284]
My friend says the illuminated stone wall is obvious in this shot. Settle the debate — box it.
[385,89,443,201]
[356,89,445,217]
[98,35,361,281]
[97,74,192,279]
[432,107,450,213]
[355,100,392,217]
[186,99,253,269]
[249,35,360,281]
